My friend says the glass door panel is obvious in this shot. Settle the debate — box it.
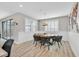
[2,19,12,40]
[2,21,7,39]
[7,20,11,39]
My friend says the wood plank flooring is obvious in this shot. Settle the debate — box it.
[10,40,75,57]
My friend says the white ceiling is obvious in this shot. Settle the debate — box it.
[0,2,73,19]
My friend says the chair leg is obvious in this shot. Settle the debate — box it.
[49,42,53,45]
[35,42,37,46]
[53,41,56,44]
[33,40,35,44]
[57,42,60,48]
[52,41,53,45]
[48,45,50,50]
[40,43,42,49]
[60,42,62,45]
[52,39,54,44]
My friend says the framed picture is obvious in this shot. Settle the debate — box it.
[69,2,78,32]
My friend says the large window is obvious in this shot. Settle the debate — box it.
[2,19,13,40]
[31,20,38,32]
[43,20,59,32]
[25,19,38,32]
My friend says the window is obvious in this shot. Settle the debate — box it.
[25,25,31,32]
[25,19,38,32]
[2,19,13,40]
[44,20,59,32]
[32,20,38,32]
[25,19,32,32]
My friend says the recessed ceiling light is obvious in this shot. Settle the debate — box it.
[19,4,23,7]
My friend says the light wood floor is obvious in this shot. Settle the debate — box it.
[11,40,75,57]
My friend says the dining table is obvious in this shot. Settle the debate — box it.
[34,33,62,50]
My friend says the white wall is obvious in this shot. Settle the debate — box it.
[57,31,69,41]
[15,32,34,44]
[59,16,69,31]
[68,32,79,57]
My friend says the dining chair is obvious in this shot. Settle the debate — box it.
[55,36,62,48]
[2,39,14,57]
[40,36,52,50]
[33,34,41,46]
[51,36,56,44]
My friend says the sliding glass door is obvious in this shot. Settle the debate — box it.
[2,19,13,40]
